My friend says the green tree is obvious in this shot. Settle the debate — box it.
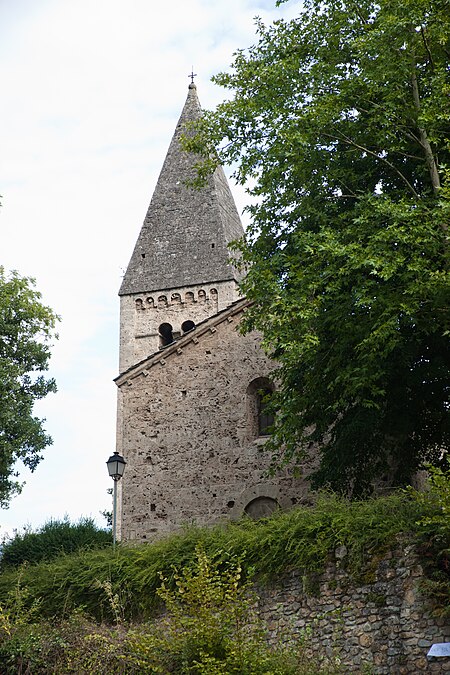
[187,0,450,494]
[0,517,112,569]
[0,267,58,507]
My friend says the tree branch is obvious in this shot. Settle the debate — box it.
[353,97,423,146]
[325,130,421,199]
[420,27,434,70]
[410,55,441,197]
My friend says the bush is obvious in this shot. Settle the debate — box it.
[0,517,112,569]
[0,549,340,674]
[0,487,446,670]
[125,546,340,674]
[0,612,130,674]
[0,491,425,622]
[407,461,450,616]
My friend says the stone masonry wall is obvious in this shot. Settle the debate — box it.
[117,302,309,541]
[119,280,240,372]
[256,545,450,674]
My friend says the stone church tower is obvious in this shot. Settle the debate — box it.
[115,83,306,542]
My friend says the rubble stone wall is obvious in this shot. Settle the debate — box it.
[119,280,240,371]
[117,305,309,541]
[256,545,450,674]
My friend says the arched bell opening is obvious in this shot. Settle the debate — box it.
[159,322,174,347]
[181,320,196,334]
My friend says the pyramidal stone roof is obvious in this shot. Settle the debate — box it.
[119,83,245,296]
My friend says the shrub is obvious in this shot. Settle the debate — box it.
[0,517,112,569]
[407,461,450,616]
[0,613,130,675]
[0,491,425,622]
[122,546,340,674]
[0,550,339,674]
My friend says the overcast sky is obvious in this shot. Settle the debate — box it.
[0,0,297,539]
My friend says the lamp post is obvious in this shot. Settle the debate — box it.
[106,451,126,549]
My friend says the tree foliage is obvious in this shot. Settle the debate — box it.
[127,546,336,674]
[187,0,450,494]
[0,267,58,507]
[0,517,112,569]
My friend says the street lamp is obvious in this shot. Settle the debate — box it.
[106,451,126,549]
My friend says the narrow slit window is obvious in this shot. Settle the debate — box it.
[247,378,275,439]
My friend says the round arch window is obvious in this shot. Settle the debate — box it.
[181,320,195,334]
[246,377,275,439]
[159,322,174,347]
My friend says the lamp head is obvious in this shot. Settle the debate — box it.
[106,451,126,481]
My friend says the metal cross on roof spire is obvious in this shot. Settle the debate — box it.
[189,67,197,84]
